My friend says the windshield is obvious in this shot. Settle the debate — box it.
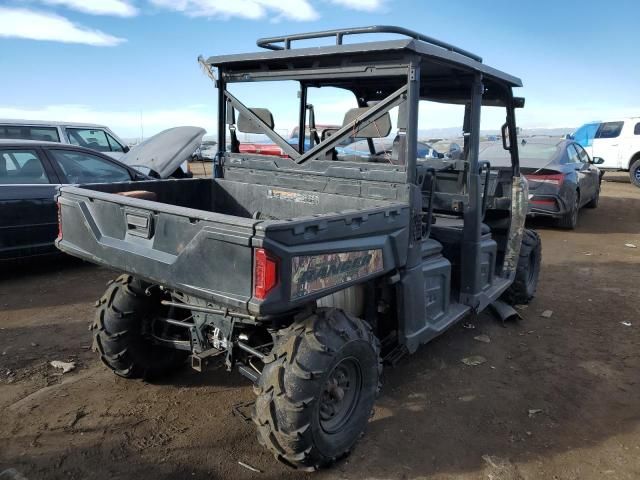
[480,140,560,167]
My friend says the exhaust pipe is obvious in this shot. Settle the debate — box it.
[490,299,521,325]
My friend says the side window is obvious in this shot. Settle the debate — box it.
[596,121,624,139]
[66,128,112,153]
[635,122,640,135]
[0,125,60,142]
[0,149,50,184]
[566,144,581,163]
[106,133,125,153]
[49,149,131,184]
[574,144,590,163]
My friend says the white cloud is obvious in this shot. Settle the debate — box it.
[327,0,385,11]
[38,0,138,17]
[0,7,125,46]
[0,104,216,139]
[150,0,318,21]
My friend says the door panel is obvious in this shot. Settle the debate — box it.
[592,121,623,169]
[0,148,60,259]
[567,144,592,204]
[574,144,599,200]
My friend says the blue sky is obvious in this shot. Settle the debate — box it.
[0,0,639,138]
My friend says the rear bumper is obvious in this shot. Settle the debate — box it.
[526,194,568,219]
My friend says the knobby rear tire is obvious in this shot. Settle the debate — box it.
[92,274,187,379]
[502,229,541,305]
[253,308,381,470]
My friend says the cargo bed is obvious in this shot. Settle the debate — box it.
[56,178,410,315]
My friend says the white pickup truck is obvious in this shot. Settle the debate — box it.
[572,117,640,187]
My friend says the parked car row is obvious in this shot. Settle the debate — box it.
[0,119,193,177]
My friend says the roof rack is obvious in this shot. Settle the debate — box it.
[256,25,482,63]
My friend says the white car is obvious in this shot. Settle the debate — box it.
[200,140,218,160]
[0,119,129,159]
[572,117,640,187]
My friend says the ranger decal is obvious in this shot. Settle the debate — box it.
[291,249,383,299]
[267,189,320,205]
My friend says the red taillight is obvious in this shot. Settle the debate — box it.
[254,248,278,300]
[530,198,556,206]
[56,201,62,240]
[525,173,564,186]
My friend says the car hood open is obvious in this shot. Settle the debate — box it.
[119,126,206,178]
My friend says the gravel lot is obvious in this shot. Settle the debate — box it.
[1,173,638,480]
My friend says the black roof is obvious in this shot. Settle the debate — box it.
[205,26,522,88]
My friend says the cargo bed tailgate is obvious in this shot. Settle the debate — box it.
[56,185,258,310]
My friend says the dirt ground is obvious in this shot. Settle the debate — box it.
[1,173,639,480]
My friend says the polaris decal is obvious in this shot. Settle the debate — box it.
[291,249,383,299]
[267,189,320,205]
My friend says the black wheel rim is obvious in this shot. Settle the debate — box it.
[319,357,362,434]
[571,196,579,225]
[635,166,640,183]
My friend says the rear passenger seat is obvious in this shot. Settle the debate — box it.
[430,215,491,244]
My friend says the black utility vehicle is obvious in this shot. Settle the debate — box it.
[56,26,541,470]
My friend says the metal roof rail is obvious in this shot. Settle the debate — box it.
[256,25,482,62]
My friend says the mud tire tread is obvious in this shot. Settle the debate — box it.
[91,274,186,379]
[253,308,381,470]
[502,229,542,305]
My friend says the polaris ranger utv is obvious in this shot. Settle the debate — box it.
[56,26,541,470]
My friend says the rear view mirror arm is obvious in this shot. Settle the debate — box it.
[295,84,409,165]
[224,90,301,160]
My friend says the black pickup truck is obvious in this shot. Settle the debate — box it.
[56,26,541,471]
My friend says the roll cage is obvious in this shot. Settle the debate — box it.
[202,25,524,184]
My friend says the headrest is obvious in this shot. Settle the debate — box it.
[321,128,340,141]
[20,158,44,177]
[342,108,391,138]
[237,108,275,133]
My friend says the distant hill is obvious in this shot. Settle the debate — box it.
[418,127,574,141]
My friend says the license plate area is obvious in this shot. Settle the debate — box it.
[125,208,154,239]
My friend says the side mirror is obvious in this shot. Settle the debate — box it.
[592,157,605,165]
